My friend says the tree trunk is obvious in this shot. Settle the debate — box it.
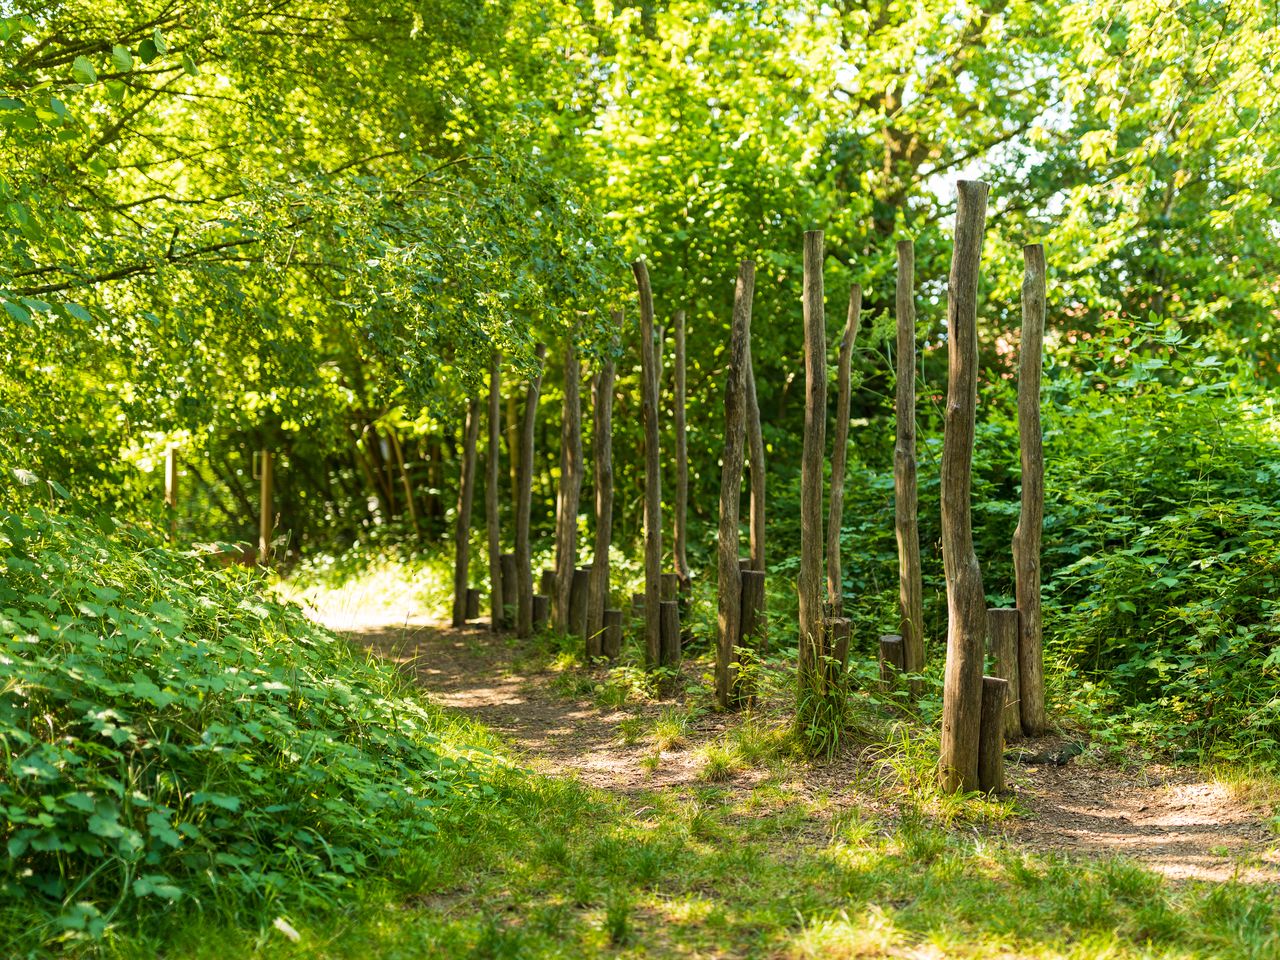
[634,260,663,669]
[673,309,691,590]
[660,600,681,668]
[500,552,518,628]
[451,397,481,628]
[569,566,590,646]
[553,342,584,633]
[879,634,906,695]
[939,180,991,794]
[798,230,827,694]
[389,430,421,542]
[505,392,520,498]
[715,261,755,709]
[588,322,618,649]
[987,607,1022,742]
[739,567,767,663]
[258,448,273,566]
[825,284,861,615]
[1014,243,1048,737]
[894,240,926,694]
[602,609,623,660]
[745,338,765,573]
[486,354,504,631]
[515,344,547,638]
[978,676,1009,794]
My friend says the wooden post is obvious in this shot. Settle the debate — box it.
[452,398,482,628]
[533,594,549,630]
[895,240,925,692]
[553,342,584,634]
[715,261,755,709]
[661,572,680,602]
[798,230,827,694]
[879,634,906,694]
[939,180,991,793]
[1015,243,1048,737]
[540,568,556,600]
[825,285,861,616]
[659,600,681,668]
[630,592,645,624]
[486,353,504,631]
[500,552,518,628]
[673,309,691,591]
[978,676,1009,794]
[634,260,663,669]
[164,443,178,540]
[824,617,852,686]
[515,344,546,638]
[988,607,1022,741]
[602,609,623,660]
[570,566,590,648]
[738,568,767,704]
[258,448,273,566]
[466,588,481,621]
[745,337,765,573]
[588,319,619,649]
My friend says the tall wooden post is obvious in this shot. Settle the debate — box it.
[673,309,691,591]
[515,344,547,638]
[895,240,925,690]
[486,354,504,630]
[716,261,754,709]
[798,230,827,693]
[988,607,1023,741]
[553,342,584,634]
[258,449,273,566]
[825,285,860,616]
[1014,243,1048,737]
[634,260,663,669]
[745,339,765,573]
[164,443,178,541]
[939,180,991,793]
[452,397,482,628]
[587,319,619,651]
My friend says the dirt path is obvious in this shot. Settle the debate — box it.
[344,616,1280,885]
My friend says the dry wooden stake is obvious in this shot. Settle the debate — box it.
[715,261,755,709]
[553,342,583,633]
[532,594,549,630]
[500,552,518,628]
[661,572,680,602]
[466,588,481,621]
[826,284,861,616]
[739,567,767,662]
[515,343,546,638]
[987,607,1022,741]
[569,566,590,646]
[1014,243,1048,737]
[540,568,556,600]
[823,616,851,687]
[587,318,619,648]
[486,354,504,630]
[673,309,691,591]
[634,260,663,668]
[939,180,991,793]
[745,337,766,572]
[978,675,1009,793]
[602,608,623,659]
[258,449,273,566]
[894,240,925,691]
[452,397,482,628]
[659,599,681,668]
[879,634,906,694]
[798,230,827,694]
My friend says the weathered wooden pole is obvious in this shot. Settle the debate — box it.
[798,230,827,694]
[1015,243,1048,737]
[532,593,550,629]
[739,568,767,659]
[879,634,906,694]
[500,552,518,627]
[486,353,504,630]
[515,344,547,638]
[824,616,852,686]
[825,285,860,616]
[715,261,755,709]
[894,240,926,694]
[659,600,681,668]
[978,676,1009,793]
[587,320,619,652]
[258,448,273,566]
[602,609,623,659]
[540,568,556,600]
[164,443,178,540]
[465,588,481,621]
[673,309,691,591]
[939,180,991,793]
[451,397,482,628]
[634,260,663,669]
[569,566,590,644]
[987,607,1022,741]
[745,339,765,572]
[553,342,584,634]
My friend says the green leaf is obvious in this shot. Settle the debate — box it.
[72,55,97,84]
[111,44,134,72]
[153,28,169,55]
[139,38,158,64]
[182,52,200,77]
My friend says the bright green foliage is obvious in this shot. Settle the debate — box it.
[0,506,496,943]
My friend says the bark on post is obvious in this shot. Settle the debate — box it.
[258,449,273,566]
[569,566,590,646]
[988,607,1022,741]
[798,230,827,694]
[602,609,623,660]
[879,634,906,694]
[540,568,556,600]
[939,180,991,793]
[515,344,547,638]
[1014,243,1048,737]
[452,397,482,628]
[745,339,765,572]
[553,342,584,634]
[634,260,663,669]
[895,241,925,691]
[715,261,755,709]
[661,572,680,602]
[673,309,691,591]
[466,588,481,621]
[659,600,681,668]
[500,552,518,628]
[825,285,861,616]
[486,354,504,631]
[824,617,852,686]
[587,320,619,650]
[532,594,549,629]
[739,568,767,658]
[978,676,1009,794]
[164,443,178,540]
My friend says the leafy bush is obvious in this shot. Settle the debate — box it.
[0,507,496,945]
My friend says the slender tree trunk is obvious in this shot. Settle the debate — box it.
[451,397,481,628]
[939,180,991,793]
[505,392,520,496]
[798,231,827,693]
[388,430,421,542]
[716,262,755,709]
[673,309,691,590]
[825,285,861,615]
[745,338,766,572]
[164,443,178,540]
[486,354,504,630]
[258,448,274,566]
[515,345,547,638]
[895,240,925,691]
[553,342,584,633]
[634,260,663,669]
[1014,243,1048,736]
[587,319,619,649]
